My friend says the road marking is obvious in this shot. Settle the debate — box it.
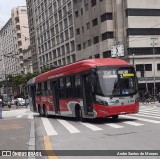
[139,112,160,117]
[123,121,144,126]
[57,119,80,133]
[132,114,160,119]
[28,114,34,119]
[41,118,58,136]
[140,109,158,113]
[80,122,102,131]
[16,115,22,118]
[121,115,160,124]
[43,136,58,159]
[140,108,158,111]
[105,123,124,128]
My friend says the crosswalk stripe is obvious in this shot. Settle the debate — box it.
[140,108,158,111]
[57,119,80,133]
[139,112,160,117]
[17,115,23,118]
[80,122,102,131]
[121,115,160,124]
[105,123,124,128]
[28,114,34,119]
[41,118,58,136]
[140,109,158,113]
[132,114,160,119]
[123,121,144,126]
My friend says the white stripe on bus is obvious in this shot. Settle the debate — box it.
[80,122,102,131]
[57,119,80,134]
[105,123,124,128]
[123,121,144,126]
[41,117,58,136]
[121,115,160,124]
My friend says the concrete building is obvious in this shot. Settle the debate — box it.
[26,0,76,73]
[73,0,160,94]
[11,6,30,75]
[26,0,39,73]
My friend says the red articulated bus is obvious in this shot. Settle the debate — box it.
[27,58,139,121]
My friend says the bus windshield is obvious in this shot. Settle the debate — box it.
[96,67,138,97]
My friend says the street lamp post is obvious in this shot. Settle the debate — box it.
[151,37,158,98]
[132,54,135,66]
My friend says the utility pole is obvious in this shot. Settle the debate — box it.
[151,37,158,98]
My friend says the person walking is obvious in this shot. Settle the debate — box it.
[0,99,3,119]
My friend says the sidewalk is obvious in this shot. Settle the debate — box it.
[0,104,37,159]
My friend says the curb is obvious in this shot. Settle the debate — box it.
[28,120,35,159]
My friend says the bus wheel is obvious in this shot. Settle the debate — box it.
[112,115,119,120]
[43,106,49,118]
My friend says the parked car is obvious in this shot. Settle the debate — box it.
[10,99,17,105]
[17,98,25,106]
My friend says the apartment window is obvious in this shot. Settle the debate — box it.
[51,27,55,37]
[66,43,70,53]
[88,39,91,46]
[93,36,99,44]
[128,47,160,55]
[102,32,114,40]
[63,6,67,15]
[69,27,74,38]
[83,43,86,49]
[68,14,73,25]
[60,33,64,42]
[145,64,152,71]
[76,28,80,35]
[157,64,160,71]
[127,28,160,36]
[103,51,111,58]
[92,18,98,26]
[57,48,61,57]
[126,9,160,17]
[71,41,75,51]
[101,13,113,22]
[91,0,96,7]
[53,50,57,58]
[136,64,144,71]
[86,22,90,30]
[59,21,63,31]
[75,11,78,17]
[65,30,69,40]
[61,45,65,55]
[64,18,68,28]
[81,8,83,15]
[77,44,81,50]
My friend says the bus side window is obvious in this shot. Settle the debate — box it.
[59,78,66,99]
[75,75,81,98]
[47,81,52,95]
[66,77,72,98]
[36,83,42,96]
[44,82,48,95]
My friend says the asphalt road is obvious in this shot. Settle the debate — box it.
[1,103,160,159]
[34,103,160,159]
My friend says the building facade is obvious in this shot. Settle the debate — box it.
[73,0,160,94]
[26,0,76,73]
[11,6,30,75]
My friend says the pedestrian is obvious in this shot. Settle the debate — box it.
[8,98,11,110]
[0,98,3,119]
[157,90,160,103]
[15,99,19,109]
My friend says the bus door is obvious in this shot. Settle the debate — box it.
[29,85,36,112]
[82,74,94,116]
[52,80,60,114]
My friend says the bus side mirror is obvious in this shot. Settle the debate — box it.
[90,70,96,92]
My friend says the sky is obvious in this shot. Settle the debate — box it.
[0,0,26,28]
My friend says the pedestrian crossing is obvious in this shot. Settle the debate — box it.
[39,105,160,136]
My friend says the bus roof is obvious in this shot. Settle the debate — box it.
[35,58,131,83]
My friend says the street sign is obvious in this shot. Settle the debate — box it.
[111,45,124,57]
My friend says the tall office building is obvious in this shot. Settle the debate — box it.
[73,0,160,93]
[26,0,76,73]
[0,6,30,77]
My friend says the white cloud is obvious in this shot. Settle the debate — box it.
[0,0,26,27]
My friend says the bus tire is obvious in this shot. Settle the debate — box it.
[112,115,119,120]
[43,106,49,118]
